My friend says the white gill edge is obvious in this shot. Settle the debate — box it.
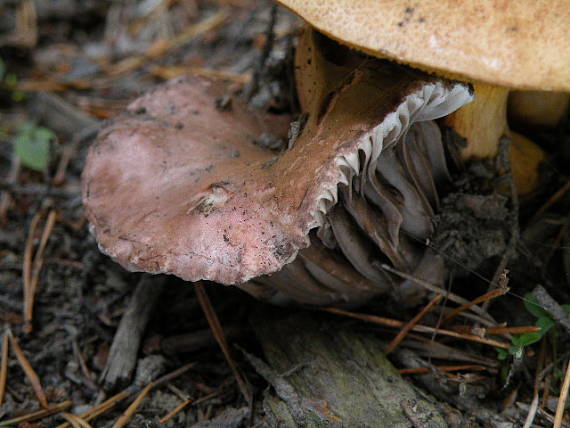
[307,81,473,231]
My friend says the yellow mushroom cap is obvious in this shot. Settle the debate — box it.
[277,0,570,91]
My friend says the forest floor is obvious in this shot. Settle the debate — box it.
[0,1,569,427]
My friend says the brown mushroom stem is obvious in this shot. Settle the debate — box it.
[443,82,545,194]
[508,91,570,128]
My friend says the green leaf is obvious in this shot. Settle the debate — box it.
[562,304,570,314]
[13,123,56,171]
[524,294,552,319]
[511,316,554,349]
[0,58,5,81]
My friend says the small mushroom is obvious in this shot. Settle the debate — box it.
[82,32,472,304]
[277,0,570,194]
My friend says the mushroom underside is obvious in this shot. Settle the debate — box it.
[82,65,472,305]
[246,119,455,306]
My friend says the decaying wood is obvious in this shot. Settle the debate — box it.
[251,309,449,428]
[100,274,166,389]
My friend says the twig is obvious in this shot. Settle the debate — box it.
[324,307,510,349]
[55,387,135,428]
[450,325,541,336]
[381,264,494,321]
[442,283,509,325]
[195,283,251,402]
[553,359,570,428]
[158,399,192,424]
[0,333,8,407]
[0,400,71,427]
[111,362,195,428]
[385,295,442,354]
[111,384,152,428]
[433,306,496,328]
[7,330,48,408]
[100,274,166,389]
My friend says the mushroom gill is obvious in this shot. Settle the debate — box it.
[82,31,473,306]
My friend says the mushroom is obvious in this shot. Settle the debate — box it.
[82,29,473,305]
[276,0,570,194]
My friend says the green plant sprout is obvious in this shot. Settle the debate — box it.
[497,294,570,360]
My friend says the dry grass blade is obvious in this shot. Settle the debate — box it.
[442,286,509,325]
[0,333,8,407]
[195,283,251,402]
[7,330,48,408]
[111,362,195,428]
[0,400,71,427]
[24,209,57,332]
[385,295,442,354]
[325,307,510,349]
[55,388,134,428]
[553,359,570,428]
[159,399,192,423]
[399,364,489,375]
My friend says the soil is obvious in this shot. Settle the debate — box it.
[0,1,569,427]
